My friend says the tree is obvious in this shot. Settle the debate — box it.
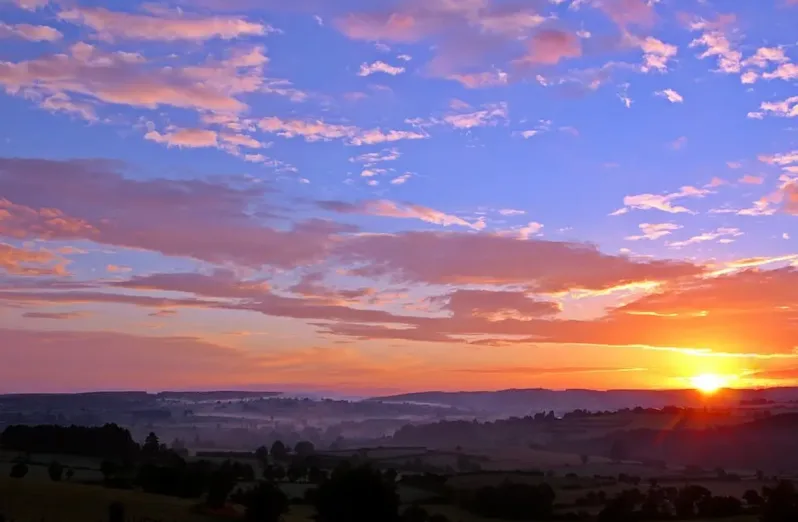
[314,465,400,522]
[255,445,270,464]
[294,441,315,458]
[143,432,160,456]
[744,489,763,506]
[270,440,288,461]
[762,480,798,522]
[10,462,28,478]
[580,454,589,465]
[66,467,75,481]
[241,481,289,522]
[48,460,64,481]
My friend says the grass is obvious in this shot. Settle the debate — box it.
[0,478,319,522]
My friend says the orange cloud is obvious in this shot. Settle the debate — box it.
[0,243,66,276]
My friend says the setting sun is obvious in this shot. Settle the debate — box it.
[691,374,728,394]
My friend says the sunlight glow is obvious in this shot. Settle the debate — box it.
[690,373,728,394]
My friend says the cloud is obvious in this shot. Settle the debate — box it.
[350,148,401,165]
[22,311,89,320]
[0,243,67,276]
[443,102,508,129]
[639,37,678,73]
[626,223,681,241]
[614,186,709,215]
[358,61,406,77]
[318,200,485,230]
[335,2,565,82]
[0,328,269,392]
[0,22,62,41]
[499,209,526,216]
[757,97,798,118]
[337,231,704,291]
[258,117,427,145]
[597,0,655,29]
[744,47,788,68]
[516,29,582,66]
[739,174,764,185]
[6,0,48,10]
[435,289,561,321]
[668,227,742,248]
[741,71,758,84]
[655,89,684,103]
[58,7,270,42]
[0,43,265,114]
[145,128,220,148]
[689,26,741,74]
[518,222,544,239]
[763,63,798,81]
[447,70,508,88]
[0,157,348,269]
[390,173,412,185]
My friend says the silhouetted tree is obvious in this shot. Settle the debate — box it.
[65,467,74,481]
[9,462,28,479]
[270,440,288,461]
[580,454,589,465]
[142,432,161,456]
[255,445,270,464]
[294,441,315,457]
[744,489,764,506]
[761,480,798,522]
[48,460,64,481]
[240,481,289,522]
[314,465,400,522]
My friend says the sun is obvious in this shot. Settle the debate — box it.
[691,373,727,394]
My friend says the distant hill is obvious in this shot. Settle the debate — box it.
[371,388,798,417]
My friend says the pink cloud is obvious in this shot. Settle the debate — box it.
[0,22,62,41]
[516,30,582,66]
[145,128,220,148]
[0,157,347,269]
[338,231,704,291]
[258,116,427,145]
[22,311,90,320]
[58,7,270,42]
[0,43,268,115]
[318,200,485,230]
[597,0,656,28]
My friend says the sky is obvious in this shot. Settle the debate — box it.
[0,0,796,396]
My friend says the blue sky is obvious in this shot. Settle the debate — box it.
[0,0,796,395]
